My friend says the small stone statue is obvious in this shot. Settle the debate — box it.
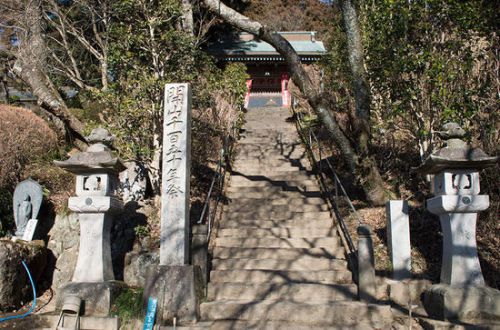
[16,195,32,234]
[13,179,43,237]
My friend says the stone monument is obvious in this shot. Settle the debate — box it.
[160,83,192,266]
[13,179,43,240]
[417,122,499,321]
[54,127,126,316]
[144,83,202,325]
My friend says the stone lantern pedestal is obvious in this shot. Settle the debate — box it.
[417,123,499,321]
[54,128,126,316]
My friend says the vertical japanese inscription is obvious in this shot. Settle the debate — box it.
[160,83,192,266]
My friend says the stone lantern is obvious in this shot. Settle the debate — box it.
[55,128,125,282]
[54,128,125,315]
[417,122,499,320]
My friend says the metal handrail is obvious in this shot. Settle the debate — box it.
[196,149,223,224]
[196,132,235,240]
[292,105,362,259]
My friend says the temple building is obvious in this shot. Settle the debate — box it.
[208,31,327,108]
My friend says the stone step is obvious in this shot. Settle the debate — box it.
[233,159,310,168]
[232,166,312,173]
[238,138,301,145]
[417,317,500,330]
[238,136,298,142]
[226,184,318,193]
[236,141,303,148]
[159,323,212,330]
[225,202,328,213]
[207,283,357,302]
[222,209,331,221]
[234,152,306,159]
[227,197,325,207]
[212,258,347,271]
[235,151,306,159]
[220,218,333,229]
[244,117,292,122]
[230,172,315,182]
[205,320,387,330]
[209,269,353,285]
[244,114,292,119]
[235,148,306,157]
[232,169,313,176]
[226,190,323,200]
[219,212,333,228]
[200,300,392,327]
[212,247,345,260]
[232,167,314,175]
[245,114,291,118]
[243,125,296,131]
[243,115,292,120]
[244,120,294,125]
[214,237,340,249]
[229,177,317,188]
[216,227,336,238]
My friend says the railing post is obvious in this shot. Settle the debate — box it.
[386,200,411,280]
[192,223,209,285]
[357,225,377,303]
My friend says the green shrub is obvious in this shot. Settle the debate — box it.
[111,288,144,321]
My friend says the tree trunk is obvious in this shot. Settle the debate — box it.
[181,0,194,35]
[338,0,371,155]
[201,0,387,205]
[14,0,87,146]
[338,0,386,205]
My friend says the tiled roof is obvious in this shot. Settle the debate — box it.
[208,32,327,57]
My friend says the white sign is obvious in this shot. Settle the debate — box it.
[22,219,38,241]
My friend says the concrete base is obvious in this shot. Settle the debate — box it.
[57,281,126,316]
[423,284,500,321]
[388,279,432,307]
[36,314,120,330]
[143,265,203,325]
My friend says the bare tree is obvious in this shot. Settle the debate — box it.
[1,0,87,145]
[201,0,387,205]
[44,0,111,92]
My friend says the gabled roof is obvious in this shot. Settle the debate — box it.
[208,31,327,58]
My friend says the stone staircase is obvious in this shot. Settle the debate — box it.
[199,107,392,329]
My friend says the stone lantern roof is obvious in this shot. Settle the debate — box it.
[417,122,498,174]
[54,127,126,174]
